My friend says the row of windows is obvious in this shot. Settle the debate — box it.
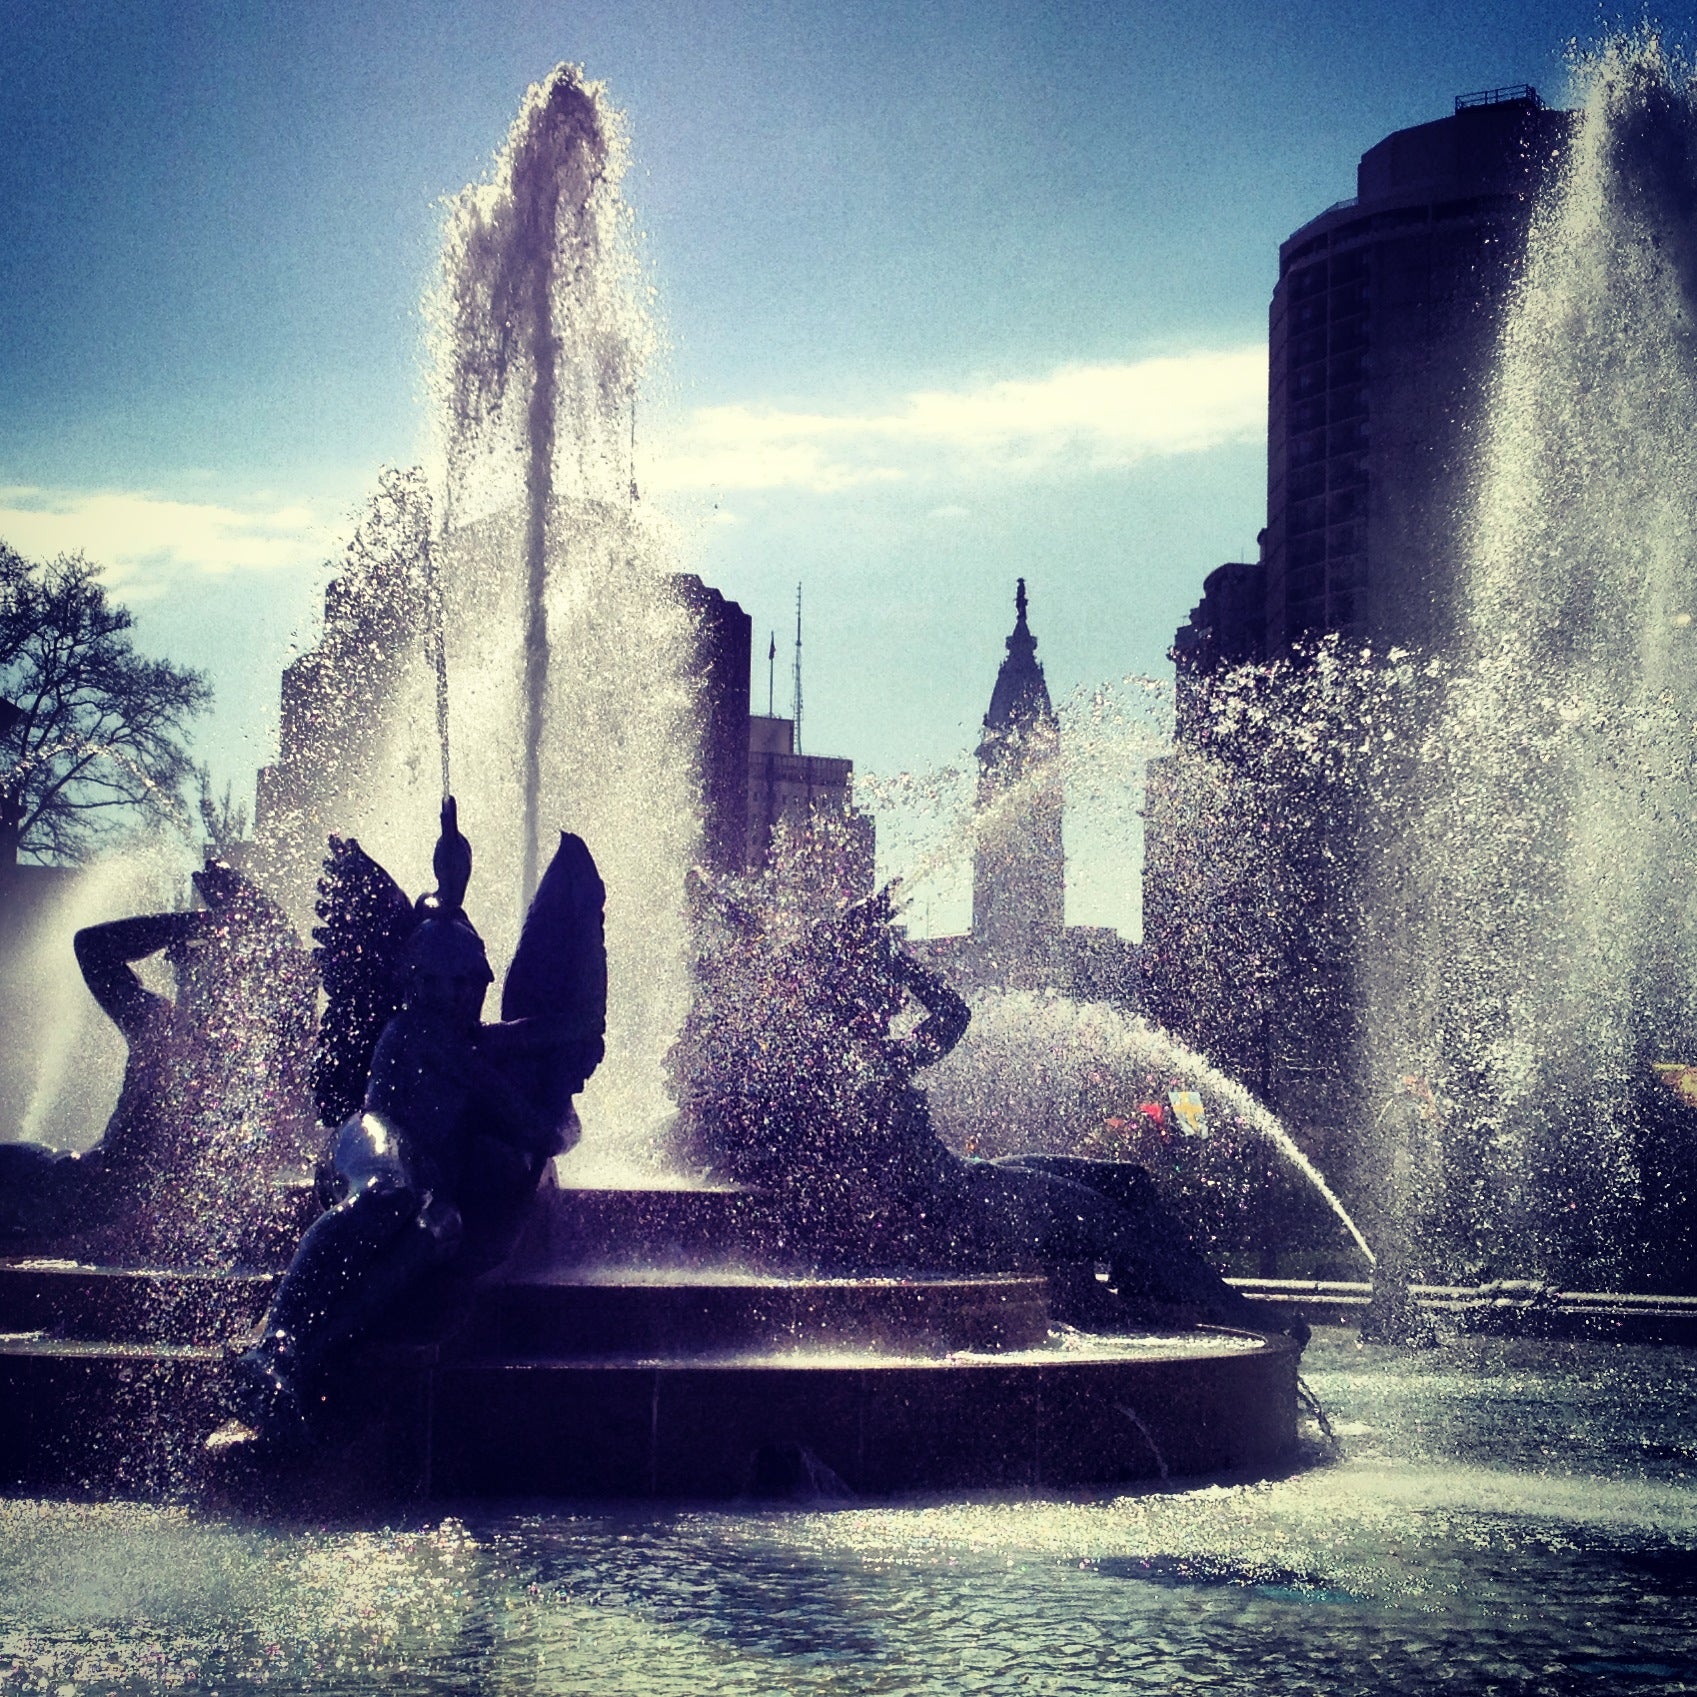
[1289,348,1369,399]
[1288,386,1367,434]
[1287,531,1362,575]
[1289,279,1371,333]
[1279,197,1494,277]
[1290,317,1368,366]
[1286,590,1359,633]
[1291,563,1349,600]
[1286,453,1368,504]
[1283,318,1368,631]
[1287,489,1364,535]
[1288,420,1370,468]
[1283,237,1372,620]
[1285,248,1370,299]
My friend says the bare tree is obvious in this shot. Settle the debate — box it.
[196,766,250,861]
[0,543,211,867]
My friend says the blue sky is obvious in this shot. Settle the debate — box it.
[0,0,1620,931]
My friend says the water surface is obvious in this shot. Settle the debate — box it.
[3,1329,1695,1695]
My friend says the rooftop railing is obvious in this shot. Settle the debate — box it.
[1455,84,1540,112]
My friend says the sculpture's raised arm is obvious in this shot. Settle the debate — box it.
[889,948,970,1072]
[74,911,214,1036]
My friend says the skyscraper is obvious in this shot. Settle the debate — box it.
[918,583,1135,1004]
[1144,89,1573,1152]
[1266,86,1569,655]
[971,578,1065,981]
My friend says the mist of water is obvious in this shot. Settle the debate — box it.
[1363,34,1697,1281]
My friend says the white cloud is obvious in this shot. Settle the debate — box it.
[0,486,334,597]
[646,348,1265,495]
[0,347,1266,583]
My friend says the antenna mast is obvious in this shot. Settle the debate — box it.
[791,585,803,755]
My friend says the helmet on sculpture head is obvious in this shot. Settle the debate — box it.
[403,909,493,1024]
[405,911,491,977]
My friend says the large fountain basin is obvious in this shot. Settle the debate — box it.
[0,1184,1301,1499]
[428,1328,1295,1498]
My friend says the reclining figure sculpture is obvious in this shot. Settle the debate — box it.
[0,862,315,1260]
[674,886,1303,1341]
[231,798,607,1442]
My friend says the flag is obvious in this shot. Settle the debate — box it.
[1168,1091,1207,1135]
[1652,1062,1697,1110]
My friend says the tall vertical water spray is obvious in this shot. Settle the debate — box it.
[1367,35,1697,1280]
[429,66,699,1161]
[254,67,701,1165]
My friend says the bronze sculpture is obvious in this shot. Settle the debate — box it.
[231,799,607,1442]
[673,886,1305,1340]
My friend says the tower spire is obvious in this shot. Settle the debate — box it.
[971,577,1064,977]
[988,578,1042,719]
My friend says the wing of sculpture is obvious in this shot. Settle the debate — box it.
[310,834,417,1128]
[498,831,608,1122]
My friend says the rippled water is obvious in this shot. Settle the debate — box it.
[3,1330,1696,1694]
[3,1337,1697,1697]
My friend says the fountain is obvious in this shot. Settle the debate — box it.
[0,65,1300,1502]
[1128,34,1697,1339]
[6,34,1697,1697]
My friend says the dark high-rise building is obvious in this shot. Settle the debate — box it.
[1266,86,1569,654]
[1144,89,1573,1163]
[667,574,752,875]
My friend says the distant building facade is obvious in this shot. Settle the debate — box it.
[251,468,434,915]
[971,578,1065,983]
[669,574,753,877]
[1167,554,1268,736]
[253,487,871,919]
[744,712,875,902]
[922,582,1137,1005]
